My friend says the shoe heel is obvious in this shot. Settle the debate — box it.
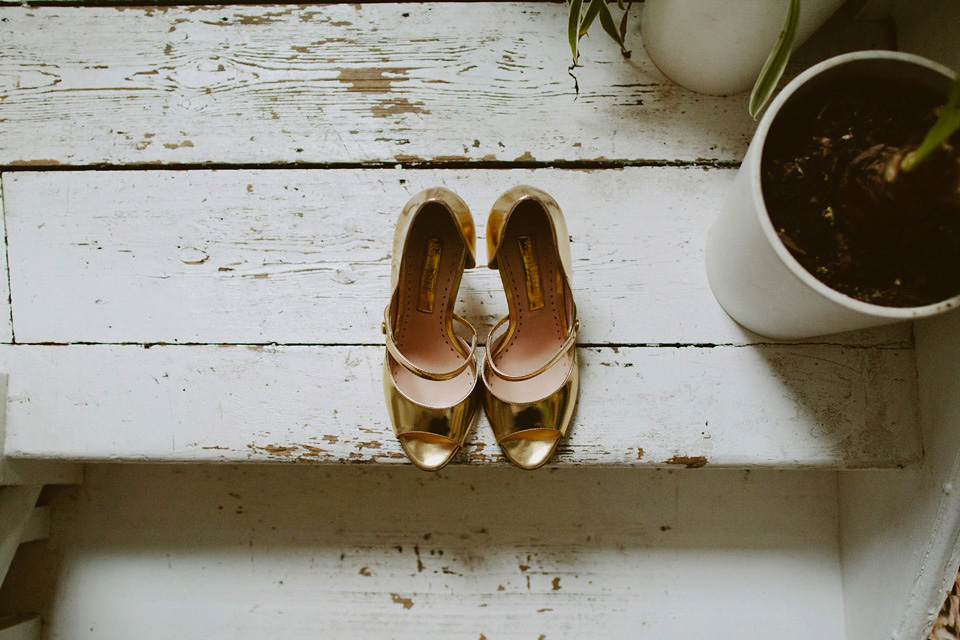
[384,187,481,472]
[392,187,476,289]
[486,186,572,285]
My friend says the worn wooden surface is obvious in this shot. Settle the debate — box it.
[0,5,889,167]
[3,168,911,346]
[17,506,49,545]
[7,465,846,639]
[841,312,960,640]
[0,6,915,469]
[2,3,954,638]
[0,485,40,590]
[0,615,40,640]
[0,343,919,467]
[0,184,12,345]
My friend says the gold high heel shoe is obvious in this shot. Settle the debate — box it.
[382,187,481,471]
[482,186,580,470]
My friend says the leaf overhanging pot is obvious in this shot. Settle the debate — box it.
[705,51,960,340]
[641,0,846,96]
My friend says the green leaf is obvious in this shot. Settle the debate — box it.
[618,1,633,47]
[598,0,627,53]
[568,0,584,65]
[616,0,625,10]
[748,0,800,120]
[902,75,960,172]
[579,0,603,37]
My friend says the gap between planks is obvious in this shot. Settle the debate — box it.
[0,0,571,5]
[4,341,913,348]
[0,159,741,172]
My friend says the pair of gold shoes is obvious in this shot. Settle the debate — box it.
[382,186,579,471]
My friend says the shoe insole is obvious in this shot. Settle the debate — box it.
[391,203,475,409]
[488,201,574,405]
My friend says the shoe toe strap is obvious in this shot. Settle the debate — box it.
[485,315,579,382]
[383,306,478,382]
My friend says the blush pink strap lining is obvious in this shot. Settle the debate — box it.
[382,305,478,382]
[485,315,579,382]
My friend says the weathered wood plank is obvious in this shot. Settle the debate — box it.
[3,168,911,346]
[40,465,845,639]
[0,182,11,344]
[17,505,49,545]
[0,485,40,590]
[0,5,889,167]
[0,343,919,468]
[0,373,82,485]
[839,310,960,639]
[0,616,40,640]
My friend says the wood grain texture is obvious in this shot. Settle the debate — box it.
[0,5,889,167]
[30,465,846,639]
[3,168,911,346]
[0,182,12,344]
[0,343,919,467]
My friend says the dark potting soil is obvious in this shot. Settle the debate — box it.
[762,76,960,307]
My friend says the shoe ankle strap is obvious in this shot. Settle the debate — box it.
[485,315,579,382]
[382,306,478,381]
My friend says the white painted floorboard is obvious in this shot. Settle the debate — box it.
[0,168,919,468]
[0,182,12,344]
[0,3,749,166]
[0,5,889,167]
[0,344,919,467]
[2,168,910,347]
[13,465,846,639]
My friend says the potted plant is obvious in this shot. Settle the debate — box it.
[566,0,632,71]
[639,0,845,96]
[568,0,833,112]
[705,50,960,339]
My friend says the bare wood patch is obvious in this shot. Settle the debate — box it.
[390,593,414,609]
[665,455,708,469]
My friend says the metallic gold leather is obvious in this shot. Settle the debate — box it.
[483,185,579,470]
[481,351,579,470]
[482,352,579,441]
[500,430,563,471]
[485,315,579,382]
[383,359,481,439]
[383,309,478,381]
[486,184,577,354]
[383,187,479,472]
[392,187,476,291]
[486,185,573,286]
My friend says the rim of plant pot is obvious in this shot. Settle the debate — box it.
[750,50,960,320]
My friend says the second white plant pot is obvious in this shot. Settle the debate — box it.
[705,51,960,340]
[641,0,845,96]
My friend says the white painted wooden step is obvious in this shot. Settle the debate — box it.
[26,465,847,639]
[0,4,889,167]
[0,167,921,468]
[0,344,919,467]
[0,181,11,344]
[2,168,910,347]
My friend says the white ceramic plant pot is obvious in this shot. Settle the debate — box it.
[641,0,846,96]
[705,51,960,340]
